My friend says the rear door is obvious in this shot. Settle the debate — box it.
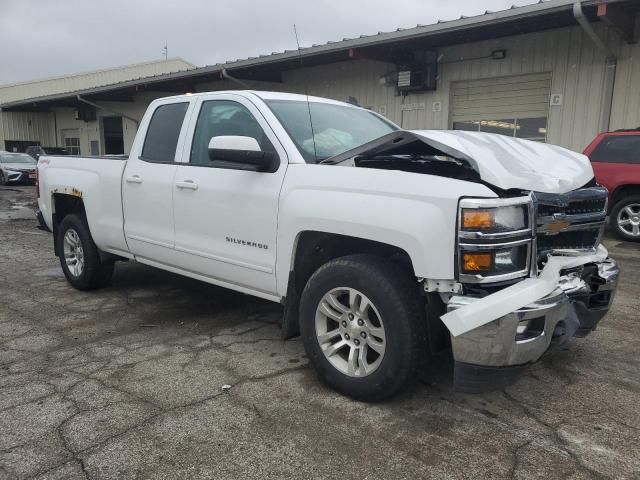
[122,99,193,263]
[172,93,287,296]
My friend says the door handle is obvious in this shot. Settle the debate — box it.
[125,175,143,184]
[176,180,198,190]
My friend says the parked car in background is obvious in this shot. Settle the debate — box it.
[584,129,640,241]
[0,152,37,185]
[25,146,69,160]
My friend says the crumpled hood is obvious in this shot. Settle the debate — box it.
[1,163,36,171]
[412,130,593,194]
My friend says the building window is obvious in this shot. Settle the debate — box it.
[64,137,81,155]
[453,117,547,142]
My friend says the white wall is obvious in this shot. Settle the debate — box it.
[0,111,56,150]
[610,38,640,131]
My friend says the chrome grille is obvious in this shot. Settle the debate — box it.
[535,187,607,257]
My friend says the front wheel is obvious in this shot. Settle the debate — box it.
[610,196,640,242]
[56,214,114,290]
[299,254,426,401]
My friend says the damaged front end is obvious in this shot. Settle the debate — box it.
[447,257,618,392]
[442,187,619,393]
[325,129,619,392]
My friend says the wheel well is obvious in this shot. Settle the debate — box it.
[280,231,416,340]
[291,231,414,297]
[51,193,86,256]
[610,185,640,210]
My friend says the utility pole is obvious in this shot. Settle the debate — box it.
[163,41,168,60]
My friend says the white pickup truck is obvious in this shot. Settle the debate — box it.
[37,90,619,400]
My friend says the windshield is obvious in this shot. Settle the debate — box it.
[0,153,36,164]
[265,100,398,163]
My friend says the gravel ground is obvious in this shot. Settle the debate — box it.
[0,185,639,480]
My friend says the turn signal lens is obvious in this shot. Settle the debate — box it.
[462,253,492,272]
[462,210,494,229]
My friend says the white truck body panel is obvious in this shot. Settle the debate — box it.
[37,156,129,256]
[275,163,494,296]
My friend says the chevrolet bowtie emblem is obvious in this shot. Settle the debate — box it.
[545,218,572,234]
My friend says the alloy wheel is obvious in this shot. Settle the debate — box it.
[617,203,640,237]
[63,228,85,277]
[315,287,386,377]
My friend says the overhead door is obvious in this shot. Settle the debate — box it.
[451,72,551,142]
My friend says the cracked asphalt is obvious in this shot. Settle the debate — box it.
[0,185,639,480]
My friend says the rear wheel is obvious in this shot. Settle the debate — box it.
[56,214,114,290]
[610,196,640,242]
[299,254,425,401]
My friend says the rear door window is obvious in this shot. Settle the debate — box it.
[141,102,189,162]
[590,135,640,164]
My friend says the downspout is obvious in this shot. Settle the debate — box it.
[573,0,617,133]
[76,95,139,127]
[77,95,139,155]
[53,110,58,147]
[221,69,250,89]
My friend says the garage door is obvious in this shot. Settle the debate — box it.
[451,72,551,142]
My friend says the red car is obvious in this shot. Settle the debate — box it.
[584,129,640,241]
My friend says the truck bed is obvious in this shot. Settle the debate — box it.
[37,155,130,256]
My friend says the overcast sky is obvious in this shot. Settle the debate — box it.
[0,0,540,85]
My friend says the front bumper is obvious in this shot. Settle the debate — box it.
[2,169,36,183]
[446,257,619,391]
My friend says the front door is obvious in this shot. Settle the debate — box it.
[172,94,287,296]
[122,100,191,263]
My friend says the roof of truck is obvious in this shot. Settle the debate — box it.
[158,90,356,107]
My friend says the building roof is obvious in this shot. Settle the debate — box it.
[2,0,637,110]
[0,58,195,104]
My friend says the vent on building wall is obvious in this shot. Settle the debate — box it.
[74,105,97,122]
[396,67,437,93]
[395,50,438,93]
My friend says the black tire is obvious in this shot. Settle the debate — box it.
[609,195,640,242]
[56,213,114,290]
[299,254,426,401]
[0,171,7,186]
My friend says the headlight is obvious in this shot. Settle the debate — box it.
[458,196,533,283]
[460,205,528,234]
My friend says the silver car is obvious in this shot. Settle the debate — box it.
[0,152,37,185]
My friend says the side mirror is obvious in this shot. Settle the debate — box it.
[208,136,275,171]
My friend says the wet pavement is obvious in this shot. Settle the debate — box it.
[0,185,639,479]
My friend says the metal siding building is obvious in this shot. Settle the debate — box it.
[0,59,194,154]
[282,22,638,151]
[0,58,194,104]
[1,0,638,155]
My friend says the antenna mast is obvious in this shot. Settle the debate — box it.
[293,24,318,162]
